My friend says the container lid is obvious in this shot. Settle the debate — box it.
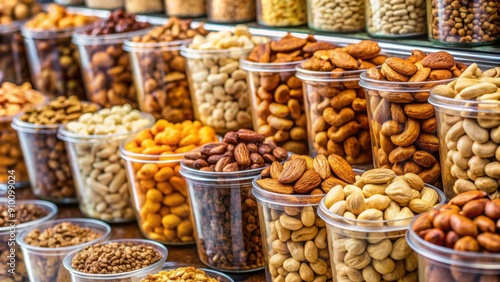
[123,38,192,52]
[72,27,152,45]
[295,64,365,83]
[119,135,185,163]
[429,89,500,118]
[252,177,324,207]
[180,44,253,59]
[358,71,455,92]
[240,58,305,73]
[0,199,58,235]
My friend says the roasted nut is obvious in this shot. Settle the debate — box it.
[165,0,206,17]
[208,0,256,22]
[366,0,426,36]
[308,0,365,32]
[257,0,307,26]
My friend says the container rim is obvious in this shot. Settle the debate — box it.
[429,88,500,114]
[119,135,185,163]
[0,199,58,234]
[158,265,235,282]
[62,239,168,279]
[180,44,254,58]
[317,183,446,232]
[123,38,193,52]
[240,58,305,72]
[179,163,265,183]
[295,64,367,82]
[406,213,500,268]
[72,26,152,45]
[21,22,93,39]
[359,71,455,92]
[0,19,27,33]
[16,218,111,253]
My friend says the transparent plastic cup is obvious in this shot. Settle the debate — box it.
[0,199,57,282]
[150,265,235,282]
[179,164,265,273]
[16,218,110,282]
[256,0,307,27]
[0,20,31,85]
[366,0,426,38]
[0,116,29,190]
[164,0,207,17]
[307,0,364,32]
[63,238,168,282]
[207,0,256,23]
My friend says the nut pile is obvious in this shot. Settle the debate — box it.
[123,120,217,243]
[64,105,152,222]
[0,0,41,23]
[365,50,466,185]
[429,0,499,44]
[24,4,96,99]
[0,82,46,117]
[181,129,287,271]
[300,40,386,165]
[412,190,500,281]
[129,18,208,122]
[308,0,365,32]
[0,203,49,226]
[17,96,98,202]
[432,64,500,199]
[258,0,307,26]
[77,10,151,108]
[323,168,441,282]
[366,0,426,36]
[184,26,267,134]
[165,0,206,17]
[71,242,162,274]
[208,0,256,22]
[142,266,218,282]
[246,35,336,155]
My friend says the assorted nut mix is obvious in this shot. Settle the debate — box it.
[299,40,386,165]
[183,26,267,134]
[123,119,217,243]
[366,0,426,36]
[15,96,98,202]
[245,35,336,155]
[181,129,287,271]
[0,0,41,23]
[62,105,152,222]
[207,0,256,23]
[429,0,499,44]
[128,18,208,122]
[323,168,441,282]
[412,190,500,281]
[431,64,500,199]
[142,266,218,282]
[363,50,466,185]
[75,9,151,108]
[165,0,206,17]
[257,0,307,26]
[307,0,365,32]
[71,241,162,274]
[0,202,49,226]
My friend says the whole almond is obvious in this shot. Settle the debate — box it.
[215,156,233,172]
[270,161,283,179]
[257,178,294,194]
[234,143,251,167]
[449,190,487,207]
[359,169,396,184]
[328,154,355,184]
[313,154,331,179]
[279,158,307,184]
[294,170,322,194]
[408,199,433,214]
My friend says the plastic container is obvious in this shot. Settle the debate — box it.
[241,59,308,155]
[179,165,265,273]
[124,39,193,123]
[359,72,453,186]
[0,20,31,85]
[307,0,364,32]
[207,0,256,23]
[427,0,499,46]
[0,116,29,189]
[366,0,426,38]
[16,218,111,282]
[0,199,57,282]
[54,0,84,4]
[296,66,372,166]
[21,26,87,100]
[252,178,331,282]
[256,0,307,27]
[73,28,151,108]
[63,238,168,282]
[429,90,500,199]
[181,46,253,134]
[407,213,500,281]
[318,184,445,282]
[125,0,163,14]
[57,113,154,223]
[153,265,235,282]
[121,143,195,245]
[12,117,79,204]
[164,0,206,17]
[85,0,124,9]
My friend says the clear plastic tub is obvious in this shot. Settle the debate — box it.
[0,20,31,85]
[85,0,124,9]
[0,199,57,282]
[207,0,256,23]
[0,116,29,189]
[16,218,111,282]
[241,59,308,155]
[407,213,500,281]
[121,143,195,245]
[181,46,253,134]
[179,165,265,273]
[317,185,445,282]
[151,265,235,282]
[21,26,87,100]
[256,0,307,27]
[359,72,453,186]
[429,91,500,199]
[73,29,151,108]
[307,0,364,32]
[125,0,163,14]
[12,117,78,204]
[366,0,426,38]
[63,238,168,282]
[252,179,331,282]
[124,39,193,123]
[57,113,154,223]
[164,0,206,17]
[296,66,372,166]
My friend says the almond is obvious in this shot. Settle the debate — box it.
[385,57,418,76]
[313,154,331,179]
[328,154,355,184]
[278,158,307,183]
[257,178,294,194]
[294,170,322,194]
[234,143,251,167]
[321,177,347,193]
[270,161,283,179]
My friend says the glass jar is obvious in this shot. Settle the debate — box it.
[366,0,426,37]
[296,66,372,166]
[181,46,253,134]
[256,0,307,26]
[125,0,164,14]
[207,0,256,23]
[0,20,31,85]
[307,0,364,32]
[0,116,29,189]
[165,0,206,17]
[85,0,124,9]
[241,59,308,155]
[427,0,500,46]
